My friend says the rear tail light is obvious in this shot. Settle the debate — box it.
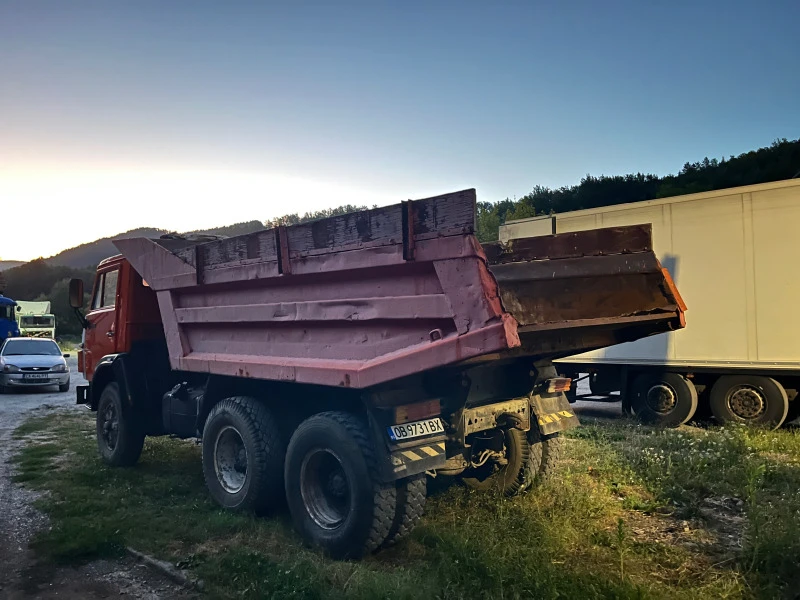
[544,377,571,394]
[394,399,441,424]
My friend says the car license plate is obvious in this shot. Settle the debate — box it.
[387,418,444,441]
[23,373,48,381]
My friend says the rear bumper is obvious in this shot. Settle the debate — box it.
[76,384,90,406]
[0,373,70,387]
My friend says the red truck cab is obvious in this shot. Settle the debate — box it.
[79,256,163,382]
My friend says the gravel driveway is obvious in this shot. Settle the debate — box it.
[0,357,194,599]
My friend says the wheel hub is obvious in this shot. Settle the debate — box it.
[300,449,349,530]
[727,385,766,420]
[214,426,248,493]
[101,404,119,450]
[646,384,677,414]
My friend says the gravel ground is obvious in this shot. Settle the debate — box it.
[0,357,195,599]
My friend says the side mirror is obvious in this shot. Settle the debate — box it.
[15,305,21,312]
[63,353,71,358]
[68,279,84,309]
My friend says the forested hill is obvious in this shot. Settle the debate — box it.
[475,137,800,241]
[47,221,267,269]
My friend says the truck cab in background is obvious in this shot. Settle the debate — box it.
[0,295,21,340]
[16,300,56,338]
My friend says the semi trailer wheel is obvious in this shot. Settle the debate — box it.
[284,411,396,559]
[381,474,426,547]
[96,382,145,467]
[201,397,286,514]
[462,428,530,496]
[709,376,788,429]
[630,372,697,427]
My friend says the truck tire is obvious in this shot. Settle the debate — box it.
[382,474,426,547]
[96,382,145,467]
[201,397,286,514]
[527,430,564,484]
[630,372,697,427]
[462,428,530,496]
[709,376,788,429]
[786,397,800,424]
[284,411,396,559]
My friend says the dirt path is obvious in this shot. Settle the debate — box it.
[0,358,195,599]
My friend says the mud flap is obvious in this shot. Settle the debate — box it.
[389,440,447,479]
[529,392,580,435]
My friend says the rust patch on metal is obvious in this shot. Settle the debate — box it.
[402,200,416,261]
[485,224,653,264]
[276,226,292,275]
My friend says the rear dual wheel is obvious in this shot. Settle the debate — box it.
[285,411,399,559]
[201,397,286,513]
[461,427,563,496]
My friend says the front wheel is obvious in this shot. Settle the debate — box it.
[709,376,788,429]
[58,383,70,393]
[96,382,145,467]
[285,411,396,560]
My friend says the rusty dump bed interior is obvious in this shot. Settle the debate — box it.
[113,189,685,389]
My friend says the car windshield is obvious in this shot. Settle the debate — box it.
[1,340,61,356]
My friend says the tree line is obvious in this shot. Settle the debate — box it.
[1,137,796,336]
[475,137,800,241]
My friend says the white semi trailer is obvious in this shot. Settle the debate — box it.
[499,178,800,429]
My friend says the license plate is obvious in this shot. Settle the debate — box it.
[23,373,48,381]
[387,418,444,441]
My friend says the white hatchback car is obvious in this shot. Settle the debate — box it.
[0,338,71,393]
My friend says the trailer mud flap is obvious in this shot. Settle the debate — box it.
[529,393,580,435]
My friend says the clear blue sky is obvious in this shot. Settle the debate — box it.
[1,0,798,259]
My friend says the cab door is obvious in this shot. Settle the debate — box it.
[83,265,121,380]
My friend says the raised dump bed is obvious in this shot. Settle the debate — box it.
[71,189,684,559]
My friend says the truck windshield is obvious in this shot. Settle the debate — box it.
[0,306,14,320]
[1,339,61,356]
[20,316,55,327]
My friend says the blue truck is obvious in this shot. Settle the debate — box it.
[0,295,21,340]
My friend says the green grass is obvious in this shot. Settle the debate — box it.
[13,410,800,599]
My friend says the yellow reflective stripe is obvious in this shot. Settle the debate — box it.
[436,442,446,451]
[402,450,422,461]
[558,411,574,418]
[419,446,439,457]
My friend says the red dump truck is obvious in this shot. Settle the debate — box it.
[69,189,684,558]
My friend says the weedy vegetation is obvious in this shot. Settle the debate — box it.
[12,408,800,599]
